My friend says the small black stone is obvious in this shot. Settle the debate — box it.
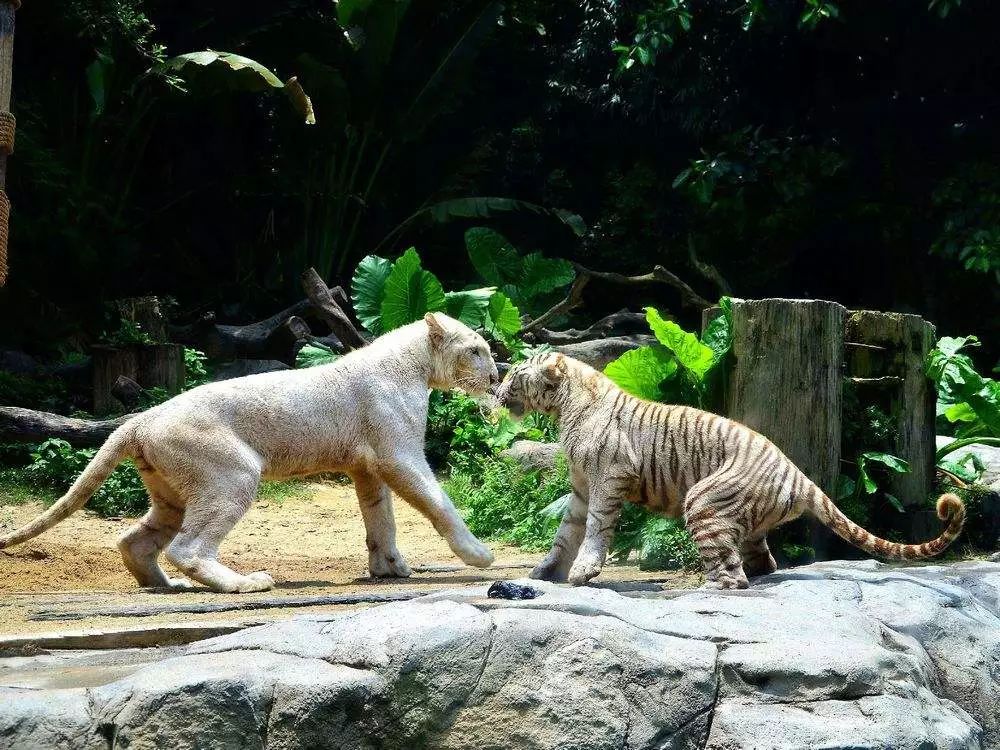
[487,580,541,600]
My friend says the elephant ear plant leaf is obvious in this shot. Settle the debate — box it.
[445,287,497,329]
[380,247,447,331]
[349,247,523,342]
[603,300,732,407]
[351,254,394,335]
[155,50,316,124]
[926,335,1000,440]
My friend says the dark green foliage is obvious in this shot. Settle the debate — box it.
[23,438,148,517]
[610,505,700,571]
[425,391,557,473]
[0,373,68,411]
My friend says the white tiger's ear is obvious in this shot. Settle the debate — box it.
[542,353,568,382]
[424,312,446,347]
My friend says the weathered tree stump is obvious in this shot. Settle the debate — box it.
[723,299,848,558]
[845,310,937,508]
[726,299,847,494]
[92,344,183,414]
[710,298,940,561]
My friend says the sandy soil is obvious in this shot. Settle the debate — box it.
[0,483,699,638]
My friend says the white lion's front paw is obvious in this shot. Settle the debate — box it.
[567,558,603,586]
[456,539,494,568]
[237,571,275,593]
[369,552,413,578]
[166,577,197,591]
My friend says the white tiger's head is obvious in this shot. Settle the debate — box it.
[425,313,499,396]
[493,352,569,418]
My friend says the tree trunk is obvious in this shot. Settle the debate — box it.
[92,344,184,414]
[725,298,847,558]
[0,0,17,286]
[0,407,131,447]
[845,310,937,508]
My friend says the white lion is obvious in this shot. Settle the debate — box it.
[0,313,498,592]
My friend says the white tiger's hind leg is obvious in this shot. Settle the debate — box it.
[741,534,777,578]
[530,491,586,582]
[353,471,411,578]
[685,475,750,590]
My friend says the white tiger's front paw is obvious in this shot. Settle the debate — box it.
[369,551,413,578]
[166,577,197,591]
[530,554,567,582]
[567,558,603,586]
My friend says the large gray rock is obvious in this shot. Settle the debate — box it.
[937,435,1000,493]
[2,560,998,750]
[501,439,562,471]
[553,335,656,370]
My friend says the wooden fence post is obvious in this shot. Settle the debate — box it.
[0,0,19,286]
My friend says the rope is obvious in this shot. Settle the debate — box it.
[0,189,8,286]
[0,111,14,155]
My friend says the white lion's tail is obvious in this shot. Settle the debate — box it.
[0,423,137,548]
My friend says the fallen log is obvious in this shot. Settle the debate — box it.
[0,406,133,447]
[169,269,367,362]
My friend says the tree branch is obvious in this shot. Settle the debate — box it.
[522,262,711,335]
[300,267,368,351]
[687,235,732,296]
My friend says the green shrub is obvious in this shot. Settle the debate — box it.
[23,438,148,516]
[610,504,701,571]
[446,456,570,551]
[184,348,210,387]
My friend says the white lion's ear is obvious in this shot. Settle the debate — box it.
[542,353,568,382]
[424,312,446,346]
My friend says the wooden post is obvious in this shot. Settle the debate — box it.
[0,0,19,286]
[725,299,847,558]
[845,311,937,508]
[92,344,184,414]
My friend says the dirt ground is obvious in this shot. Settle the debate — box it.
[0,482,699,639]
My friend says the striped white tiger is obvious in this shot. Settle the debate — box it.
[493,352,966,588]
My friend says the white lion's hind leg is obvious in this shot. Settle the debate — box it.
[354,472,411,578]
[163,461,273,594]
[117,471,188,590]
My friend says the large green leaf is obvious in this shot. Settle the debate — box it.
[520,253,576,300]
[645,307,715,379]
[701,296,733,365]
[485,292,522,338]
[155,50,315,124]
[296,343,341,368]
[604,345,678,401]
[465,227,521,285]
[380,247,447,331]
[444,287,495,328]
[351,254,394,334]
